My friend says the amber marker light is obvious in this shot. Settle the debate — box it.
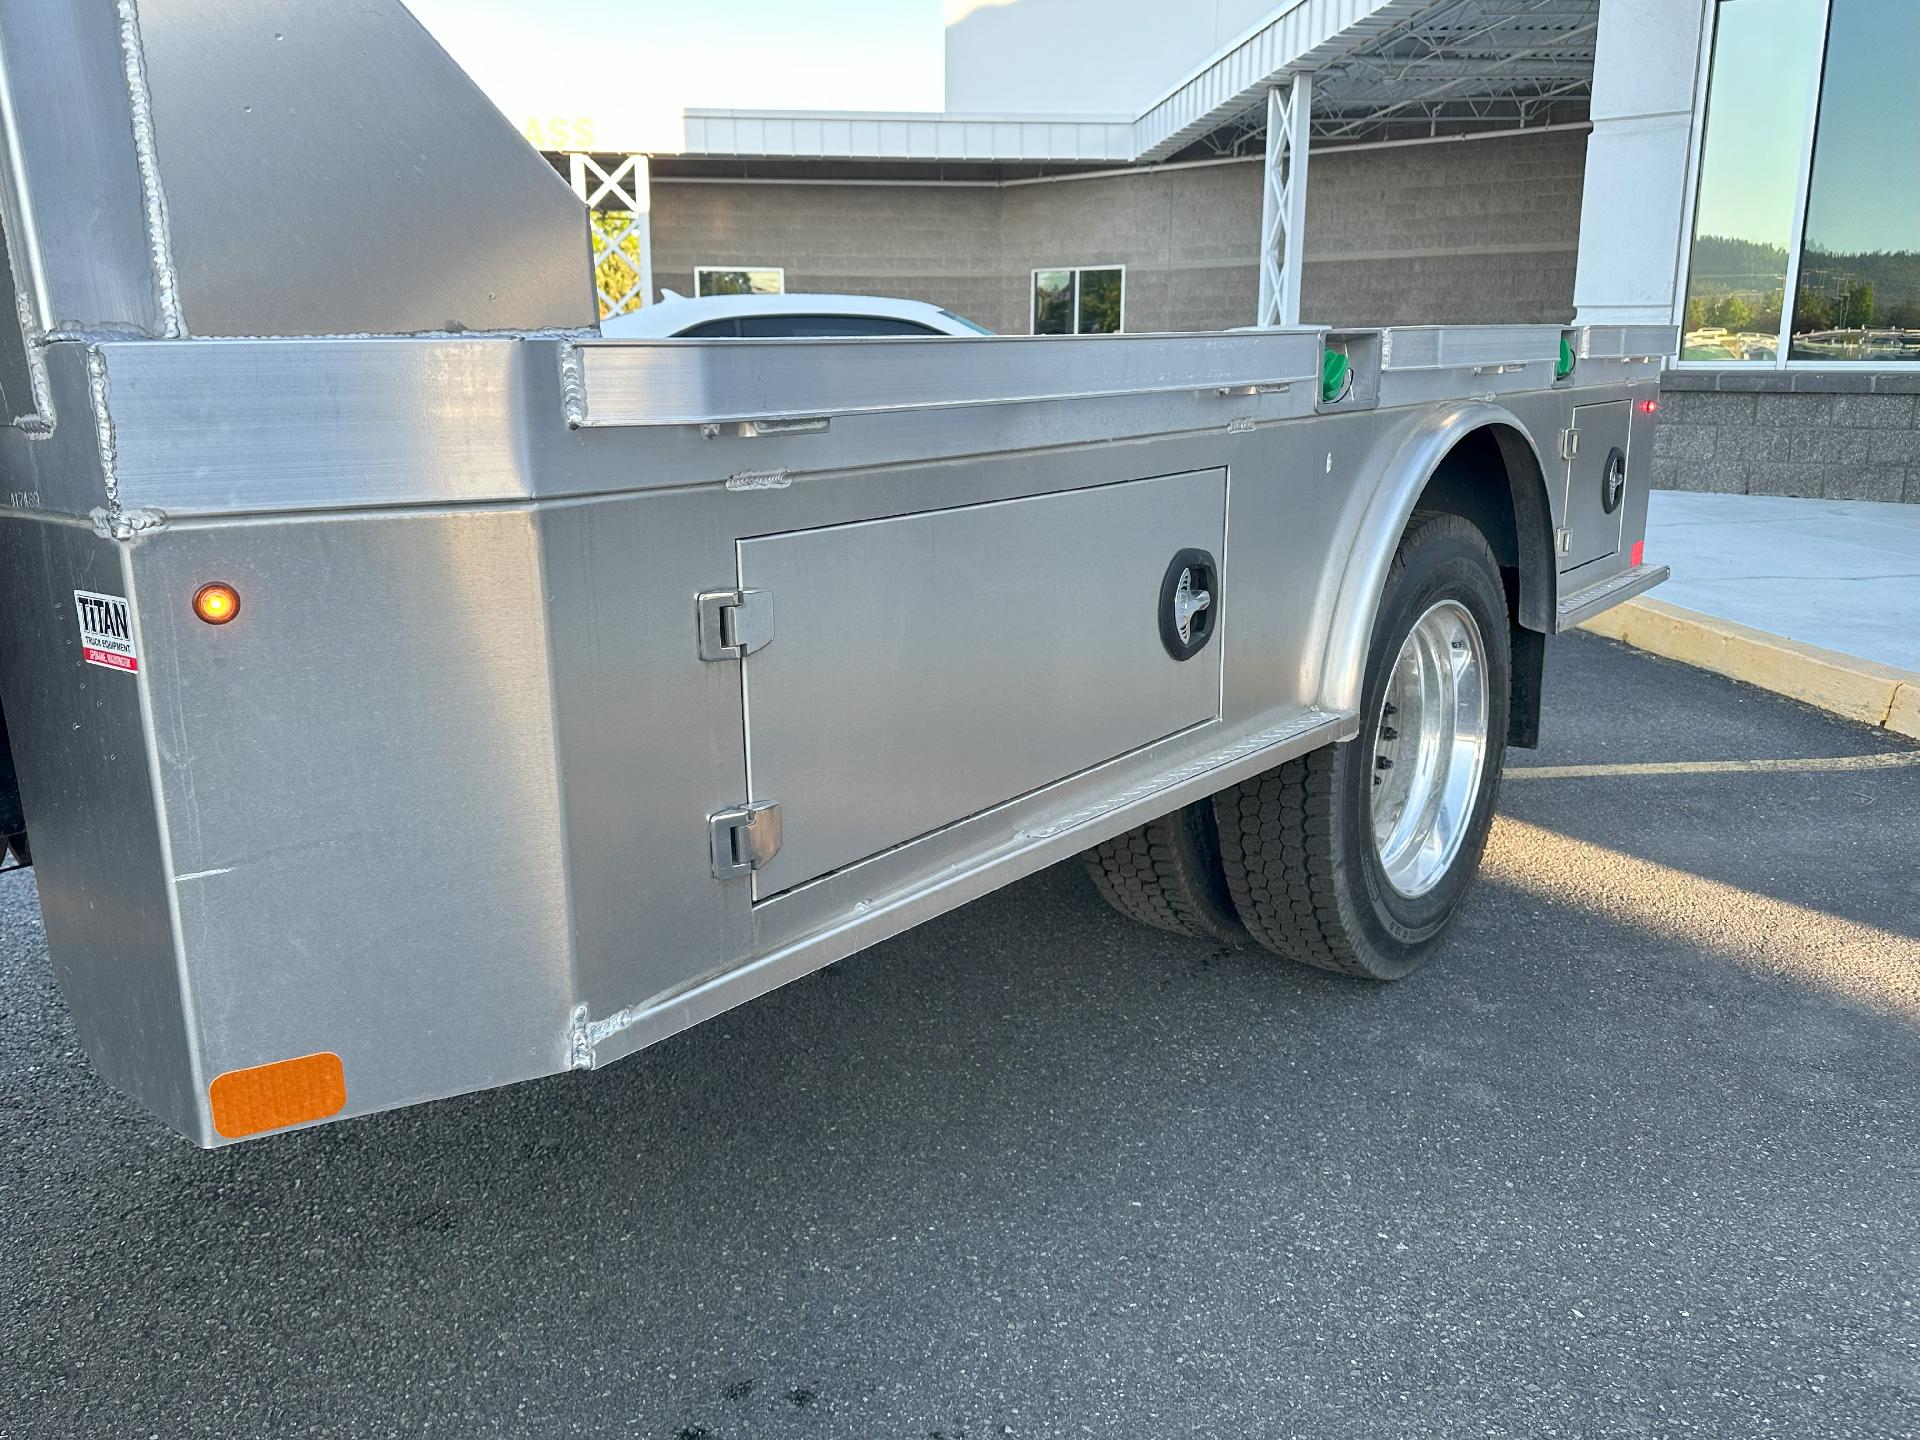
[192,582,241,625]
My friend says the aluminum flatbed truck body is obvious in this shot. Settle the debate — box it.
[0,2,1670,1146]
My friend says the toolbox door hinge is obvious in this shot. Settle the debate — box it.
[1559,427,1580,461]
[1555,526,1572,555]
[709,801,782,878]
[696,588,774,661]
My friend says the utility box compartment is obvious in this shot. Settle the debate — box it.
[738,469,1229,897]
[1562,399,1631,570]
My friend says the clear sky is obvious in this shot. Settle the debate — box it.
[1692,0,1918,258]
[1798,0,1920,259]
[403,0,946,152]
[1690,0,1825,251]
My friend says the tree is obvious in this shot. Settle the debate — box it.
[1683,295,1708,333]
[1839,280,1876,329]
[1711,293,1754,331]
[1794,290,1833,333]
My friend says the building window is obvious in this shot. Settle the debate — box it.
[695,266,785,297]
[1788,0,1920,361]
[1681,0,1920,366]
[1031,267,1124,335]
[1680,0,1826,362]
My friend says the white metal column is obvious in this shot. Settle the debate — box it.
[1257,74,1312,328]
[569,153,654,318]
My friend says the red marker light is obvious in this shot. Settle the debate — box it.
[1638,399,1660,415]
[192,582,240,625]
[1630,540,1645,568]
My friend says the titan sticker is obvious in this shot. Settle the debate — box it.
[74,590,138,674]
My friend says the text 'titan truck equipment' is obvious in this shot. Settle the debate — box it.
[0,1,1670,1146]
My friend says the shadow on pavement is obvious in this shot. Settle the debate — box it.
[5,820,1919,1437]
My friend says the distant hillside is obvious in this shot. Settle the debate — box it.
[1797,248,1920,331]
[1687,235,1788,296]
[1688,235,1920,330]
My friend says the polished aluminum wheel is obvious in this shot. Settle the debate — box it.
[1369,599,1489,899]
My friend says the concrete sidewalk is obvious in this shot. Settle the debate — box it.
[1643,491,1920,672]
[1581,491,1920,739]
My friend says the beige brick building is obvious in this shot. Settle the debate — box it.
[537,0,1920,502]
[646,128,1588,335]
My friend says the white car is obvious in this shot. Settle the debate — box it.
[600,291,994,339]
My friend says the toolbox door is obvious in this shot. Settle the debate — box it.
[737,469,1227,898]
[1562,399,1631,570]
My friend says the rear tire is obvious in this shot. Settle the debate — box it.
[1213,512,1510,980]
[1082,801,1246,946]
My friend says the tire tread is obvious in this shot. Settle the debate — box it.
[1213,746,1371,975]
[1212,511,1505,979]
[1083,805,1245,945]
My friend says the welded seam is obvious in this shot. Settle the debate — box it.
[115,0,184,337]
[85,348,181,536]
[557,342,588,426]
[12,284,54,433]
[569,1003,632,1071]
[85,346,120,512]
[726,468,792,492]
[90,505,167,541]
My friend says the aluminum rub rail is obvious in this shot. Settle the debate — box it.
[562,328,1326,428]
[563,323,1679,430]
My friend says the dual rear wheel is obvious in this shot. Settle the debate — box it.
[1082,512,1511,980]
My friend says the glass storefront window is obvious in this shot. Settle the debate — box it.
[1680,0,1827,363]
[1788,0,1920,361]
[1030,267,1124,334]
[1077,268,1123,334]
[1031,268,1075,334]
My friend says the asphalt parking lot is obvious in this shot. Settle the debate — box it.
[2,631,1918,1439]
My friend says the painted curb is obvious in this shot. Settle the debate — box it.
[1580,596,1920,741]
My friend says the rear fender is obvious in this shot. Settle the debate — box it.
[1318,402,1556,717]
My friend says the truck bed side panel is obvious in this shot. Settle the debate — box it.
[0,517,201,1135]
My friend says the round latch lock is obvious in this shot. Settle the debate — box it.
[1601,446,1626,515]
[1159,548,1219,662]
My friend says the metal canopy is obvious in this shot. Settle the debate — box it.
[1297,0,1597,143]
[1178,0,1600,158]
[673,0,1600,169]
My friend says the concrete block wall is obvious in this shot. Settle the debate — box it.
[998,164,1261,334]
[1654,372,1920,504]
[647,180,1014,329]
[1302,130,1588,327]
[649,163,1261,336]
[648,126,1585,334]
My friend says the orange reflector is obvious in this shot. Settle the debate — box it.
[209,1051,346,1139]
[193,582,241,625]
